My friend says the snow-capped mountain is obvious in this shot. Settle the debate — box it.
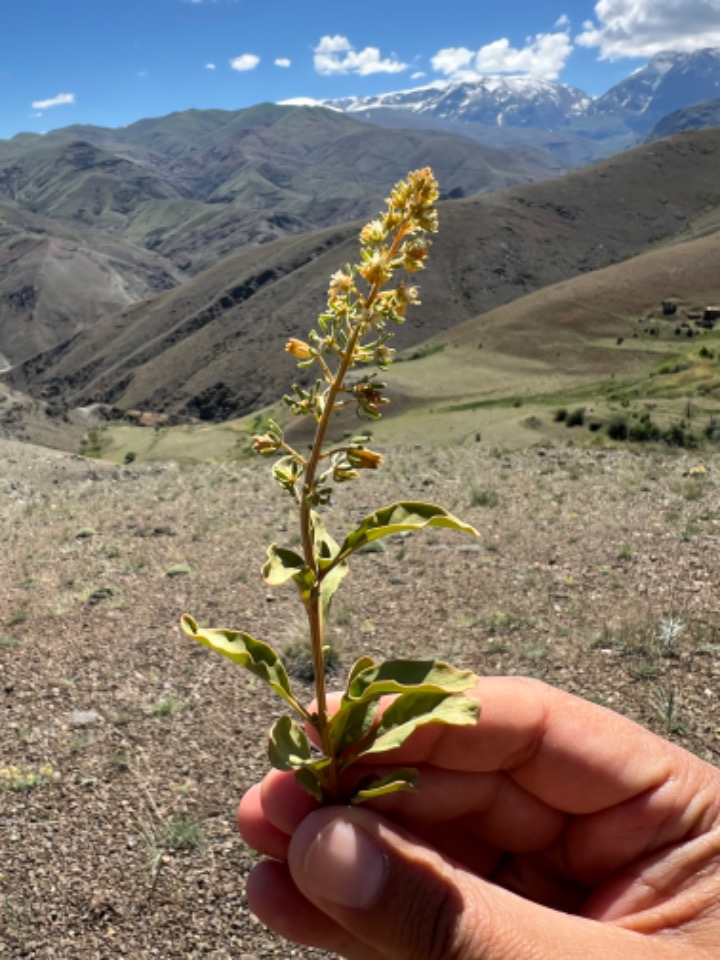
[318,76,591,130]
[281,48,720,166]
[326,49,720,134]
[583,48,720,131]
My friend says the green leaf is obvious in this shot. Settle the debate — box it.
[336,501,478,563]
[356,692,480,758]
[347,655,377,685]
[351,769,419,803]
[262,545,307,585]
[311,511,340,566]
[329,698,380,757]
[310,511,349,613]
[294,767,325,802]
[262,545,315,600]
[269,716,313,771]
[345,658,477,703]
[181,615,306,717]
[319,561,348,614]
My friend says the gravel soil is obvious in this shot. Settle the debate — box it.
[1,438,719,958]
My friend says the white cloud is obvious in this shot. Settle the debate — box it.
[431,47,475,75]
[274,57,291,68]
[576,0,720,60]
[555,14,570,28]
[230,53,260,72]
[432,32,573,81]
[31,92,76,110]
[411,71,426,80]
[205,62,217,70]
[314,35,408,75]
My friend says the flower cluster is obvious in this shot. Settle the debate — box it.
[251,166,439,507]
[1,762,55,791]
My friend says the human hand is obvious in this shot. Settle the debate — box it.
[238,676,720,959]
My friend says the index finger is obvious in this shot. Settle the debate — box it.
[372,676,711,815]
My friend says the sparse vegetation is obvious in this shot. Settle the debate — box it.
[158,815,205,852]
[78,429,104,459]
[151,694,182,717]
[470,485,501,508]
[397,341,446,362]
[1,436,719,956]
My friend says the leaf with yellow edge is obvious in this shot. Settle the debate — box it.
[181,614,306,718]
[355,691,480,758]
[262,544,314,594]
[329,698,380,757]
[269,716,313,771]
[335,501,477,564]
[344,658,476,703]
[351,769,419,803]
[311,511,349,613]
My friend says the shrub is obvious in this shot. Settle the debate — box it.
[661,424,700,449]
[470,486,500,508]
[628,415,661,442]
[607,415,628,441]
[565,407,586,428]
[704,416,720,443]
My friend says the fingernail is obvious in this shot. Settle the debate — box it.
[301,818,387,910]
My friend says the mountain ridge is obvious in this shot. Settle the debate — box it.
[6,127,720,423]
[0,104,569,365]
[283,48,720,163]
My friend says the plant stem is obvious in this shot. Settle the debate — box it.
[297,224,411,795]
[299,322,363,781]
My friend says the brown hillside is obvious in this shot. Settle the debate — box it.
[445,226,720,363]
[0,105,569,368]
[0,202,182,362]
[7,129,720,420]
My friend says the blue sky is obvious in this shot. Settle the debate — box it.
[3,0,720,140]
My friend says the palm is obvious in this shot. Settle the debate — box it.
[238,678,720,958]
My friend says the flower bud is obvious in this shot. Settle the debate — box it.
[359,219,387,246]
[328,270,353,297]
[285,338,313,359]
[347,447,384,469]
[251,434,280,455]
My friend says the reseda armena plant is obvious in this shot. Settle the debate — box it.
[182,168,481,804]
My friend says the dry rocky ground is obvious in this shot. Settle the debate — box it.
[1,437,719,958]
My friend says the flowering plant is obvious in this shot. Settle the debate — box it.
[182,168,480,803]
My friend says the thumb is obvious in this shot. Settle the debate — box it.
[287,807,654,960]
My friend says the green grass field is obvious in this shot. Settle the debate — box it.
[87,322,720,462]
